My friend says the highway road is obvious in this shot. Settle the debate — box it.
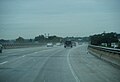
[0,44,120,82]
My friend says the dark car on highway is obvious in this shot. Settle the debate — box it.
[64,41,72,48]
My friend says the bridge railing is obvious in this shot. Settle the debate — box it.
[88,45,120,55]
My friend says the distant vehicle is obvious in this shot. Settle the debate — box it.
[72,42,76,47]
[78,42,82,45]
[56,43,61,46]
[47,43,53,47]
[0,44,3,53]
[64,41,72,48]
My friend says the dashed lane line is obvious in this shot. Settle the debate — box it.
[0,61,8,65]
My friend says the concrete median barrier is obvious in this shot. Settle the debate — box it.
[88,45,120,67]
[2,43,45,49]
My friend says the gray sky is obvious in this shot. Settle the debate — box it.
[0,0,120,39]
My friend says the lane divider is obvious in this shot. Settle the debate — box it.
[0,61,8,65]
[0,47,61,66]
[34,52,38,54]
[22,55,26,57]
[67,49,81,82]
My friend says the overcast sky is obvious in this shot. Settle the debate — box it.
[0,0,120,39]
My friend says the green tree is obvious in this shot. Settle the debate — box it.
[34,35,45,42]
[90,32,118,47]
[16,37,25,43]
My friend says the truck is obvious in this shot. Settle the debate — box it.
[64,41,72,48]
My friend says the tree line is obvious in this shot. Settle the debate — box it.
[90,32,120,48]
[15,35,63,43]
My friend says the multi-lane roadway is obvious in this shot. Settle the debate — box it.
[0,44,120,82]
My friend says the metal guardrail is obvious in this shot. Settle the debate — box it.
[88,45,120,55]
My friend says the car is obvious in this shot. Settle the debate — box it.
[47,43,53,47]
[78,42,82,45]
[56,43,61,46]
[64,41,72,48]
[72,42,76,47]
[0,44,3,53]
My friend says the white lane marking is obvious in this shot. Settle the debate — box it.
[15,51,38,60]
[67,50,80,82]
[18,55,26,59]
[34,52,38,54]
[22,55,26,57]
[3,48,60,63]
[20,50,26,51]
[0,61,8,65]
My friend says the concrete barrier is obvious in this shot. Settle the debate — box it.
[88,45,120,67]
[2,43,46,49]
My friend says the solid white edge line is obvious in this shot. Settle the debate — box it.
[67,49,80,82]
[0,61,8,65]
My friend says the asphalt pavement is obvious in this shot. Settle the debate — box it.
[0,44,120,82]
